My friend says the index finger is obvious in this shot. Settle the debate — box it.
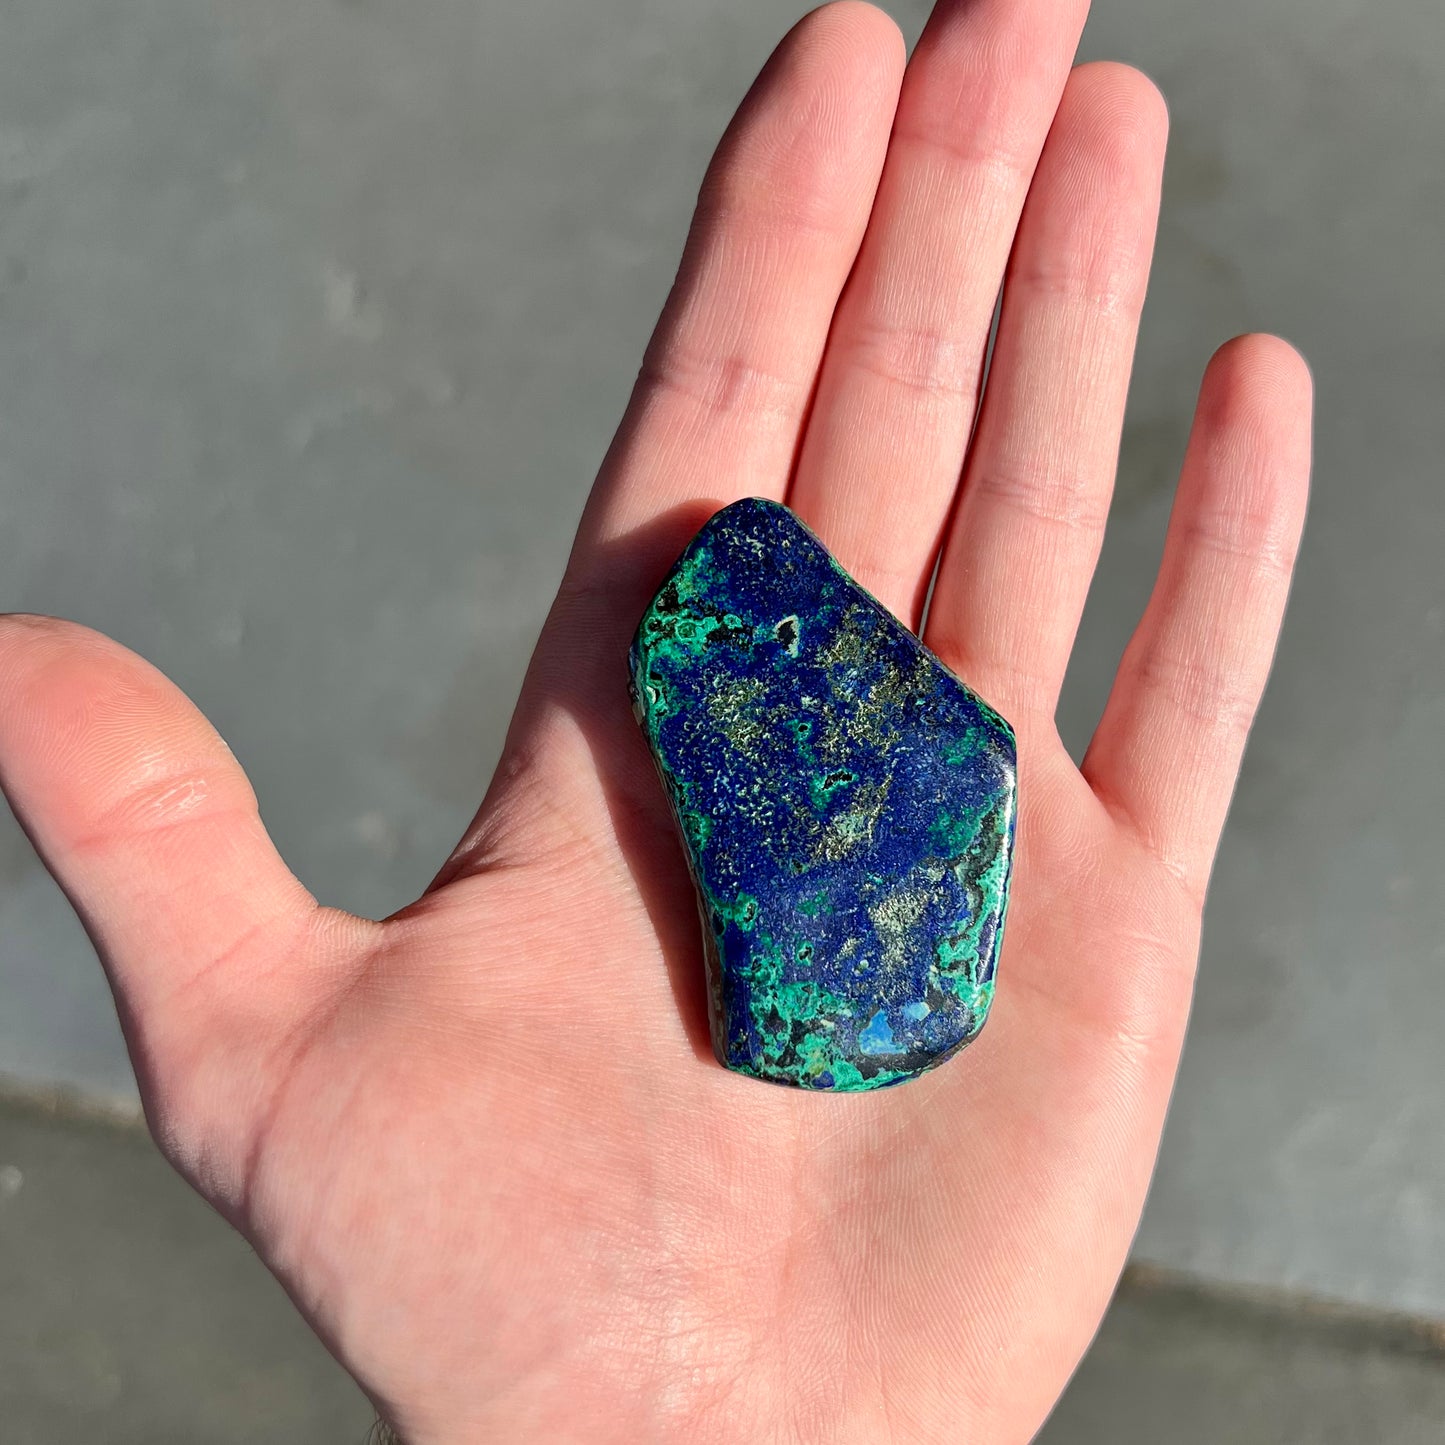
[563,3,904,603]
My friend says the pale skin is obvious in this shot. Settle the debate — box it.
[0,1,1312,1441]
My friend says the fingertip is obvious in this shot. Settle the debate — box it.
[753,0,906,121]
[1196,334,1314,487]
[0,615,155,769]
[0,610,108,666]
[1204,333,1314,412]
[802,2,907,77]
[0,615,256,858]
[784,1,907,140]
[1063,61,1171,161]
[704,1,903,238]
[0,611,208,730]
[0,611,144,684]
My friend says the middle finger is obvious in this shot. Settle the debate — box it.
[787,0,1091,626]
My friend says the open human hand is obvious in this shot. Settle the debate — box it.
[0,2,1312,1441]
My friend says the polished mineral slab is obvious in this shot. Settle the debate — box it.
[629,497,1017,1091]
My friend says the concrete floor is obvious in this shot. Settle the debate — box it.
[0,1099,374,1443]
[0,0,1443,1433]
[1043,1277,1445,1445]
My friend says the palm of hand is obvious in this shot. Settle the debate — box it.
[225,682,1192,1443]
[0,4,1311,1443]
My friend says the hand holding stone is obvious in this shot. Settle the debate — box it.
[0,3,1312,1441]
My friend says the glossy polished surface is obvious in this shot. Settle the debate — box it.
[631,499,1016,1090]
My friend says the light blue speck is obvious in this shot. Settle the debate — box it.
[859,1009,899,1056]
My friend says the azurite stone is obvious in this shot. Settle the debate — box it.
[629,498,1017,1092]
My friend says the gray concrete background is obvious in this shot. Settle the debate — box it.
[0,1100,375,1442]
[0,0,1441,1353]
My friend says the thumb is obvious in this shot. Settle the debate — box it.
[0,615,368,1186]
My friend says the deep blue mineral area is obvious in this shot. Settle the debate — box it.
[629,497,1017,1091]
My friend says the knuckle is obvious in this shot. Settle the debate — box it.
[969,454,1113,531]
[1180,501,1301,584]
[638,342,811,422]
[839,317,983,401]
[1133,640,1259,737]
